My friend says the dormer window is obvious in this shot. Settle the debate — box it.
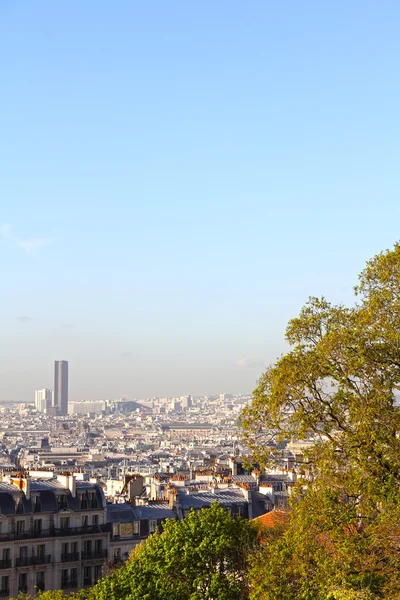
[33,496,41,513]
[56,495,67,510]
[79,493,88,509]
[149,520,157,533]
[15,499,24,515]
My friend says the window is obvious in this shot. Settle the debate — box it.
[34,519,42,534]
[36,571,45,592]
[18,573,27,593]
[15,498,24,514]
[16,520,25,534]
[82,515,89,528]
[94,539,102,554]
[133,521,140,535]
[149,520,157,533]
[71,542,78,555]
[114,547,121,559]
[84,540,92,555]
[94,565,102,583]
[61,569,69,587]
[79,493,88,510]
[62,543,69,557]
[120,523,133,537]
[60,517,70,530]
[37,544,45,559]
[83,566,92,586]
[33,495,41,513]
[70,568,77,585]
[2,549,10,562]
[92,514,99,527]
[113,523,120,537]
[19,547,28,559]
[1,575,9,593]
[237,506,244,517]
[56,495,67,510]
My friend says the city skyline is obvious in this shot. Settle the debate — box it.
[2,2,400,401]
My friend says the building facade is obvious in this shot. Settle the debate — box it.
[0,473,108,598]
[54,361,68,416]
[68,401,106,416]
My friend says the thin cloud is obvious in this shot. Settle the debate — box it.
[18,316,34,323]
[0,223,54,255]
[235,357,264,369]
[120,352,133,359]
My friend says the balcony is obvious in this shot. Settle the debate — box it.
[61,552,80,562]
[33,554,51,565]
[16,555,51,567]
[0,560,11,569]
[0,590,9,598]
[81,549,108,560]
[0,524,108,542]
[61,580,78,590]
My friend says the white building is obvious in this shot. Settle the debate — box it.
[34,389,53,414]
[68,401,106,415]
[0,473,109,597]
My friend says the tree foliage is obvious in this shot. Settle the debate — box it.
[88,502,257,600]
[243,243,400,598]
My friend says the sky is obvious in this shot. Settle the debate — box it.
[1,1,400,402]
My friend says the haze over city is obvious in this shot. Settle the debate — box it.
[2,1,400,402]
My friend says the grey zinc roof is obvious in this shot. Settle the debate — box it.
[0,482,22,494]
[107,503,175,523]
[107,504,135,523]
[134,504,175,521]
[231,475,256,484]
[259,474,292,483]
[178,489,246,510]
[30,479,66,491]
[75,481,100,490]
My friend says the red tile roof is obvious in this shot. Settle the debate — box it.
[253,509,289,528]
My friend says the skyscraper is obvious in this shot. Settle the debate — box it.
[54,360,68,416]
[34,389,53,413]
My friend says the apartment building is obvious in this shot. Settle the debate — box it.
[0,473,108,598]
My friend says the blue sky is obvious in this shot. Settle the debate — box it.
[1,1,400,402]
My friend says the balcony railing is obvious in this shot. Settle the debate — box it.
[0,590,9,598]
[61,552,80,562]
[0,524,109,542]
[16,555,51,567]
[0,559,11,569]
[61,580,78,590]
[81,549,108,560]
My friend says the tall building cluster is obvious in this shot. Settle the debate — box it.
[35,360,69,416]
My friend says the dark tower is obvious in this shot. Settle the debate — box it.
[54,360,68,416]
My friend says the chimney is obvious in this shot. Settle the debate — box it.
[241,487,253,519]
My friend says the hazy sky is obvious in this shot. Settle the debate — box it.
[1,1,400,402]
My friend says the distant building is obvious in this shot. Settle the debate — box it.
[181,395,192,409]
[34,389,53,414]
[68,401,105,415]
[54,361,68,416]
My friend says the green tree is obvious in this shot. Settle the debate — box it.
[89,502,257,600]
[242,243,400,599]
